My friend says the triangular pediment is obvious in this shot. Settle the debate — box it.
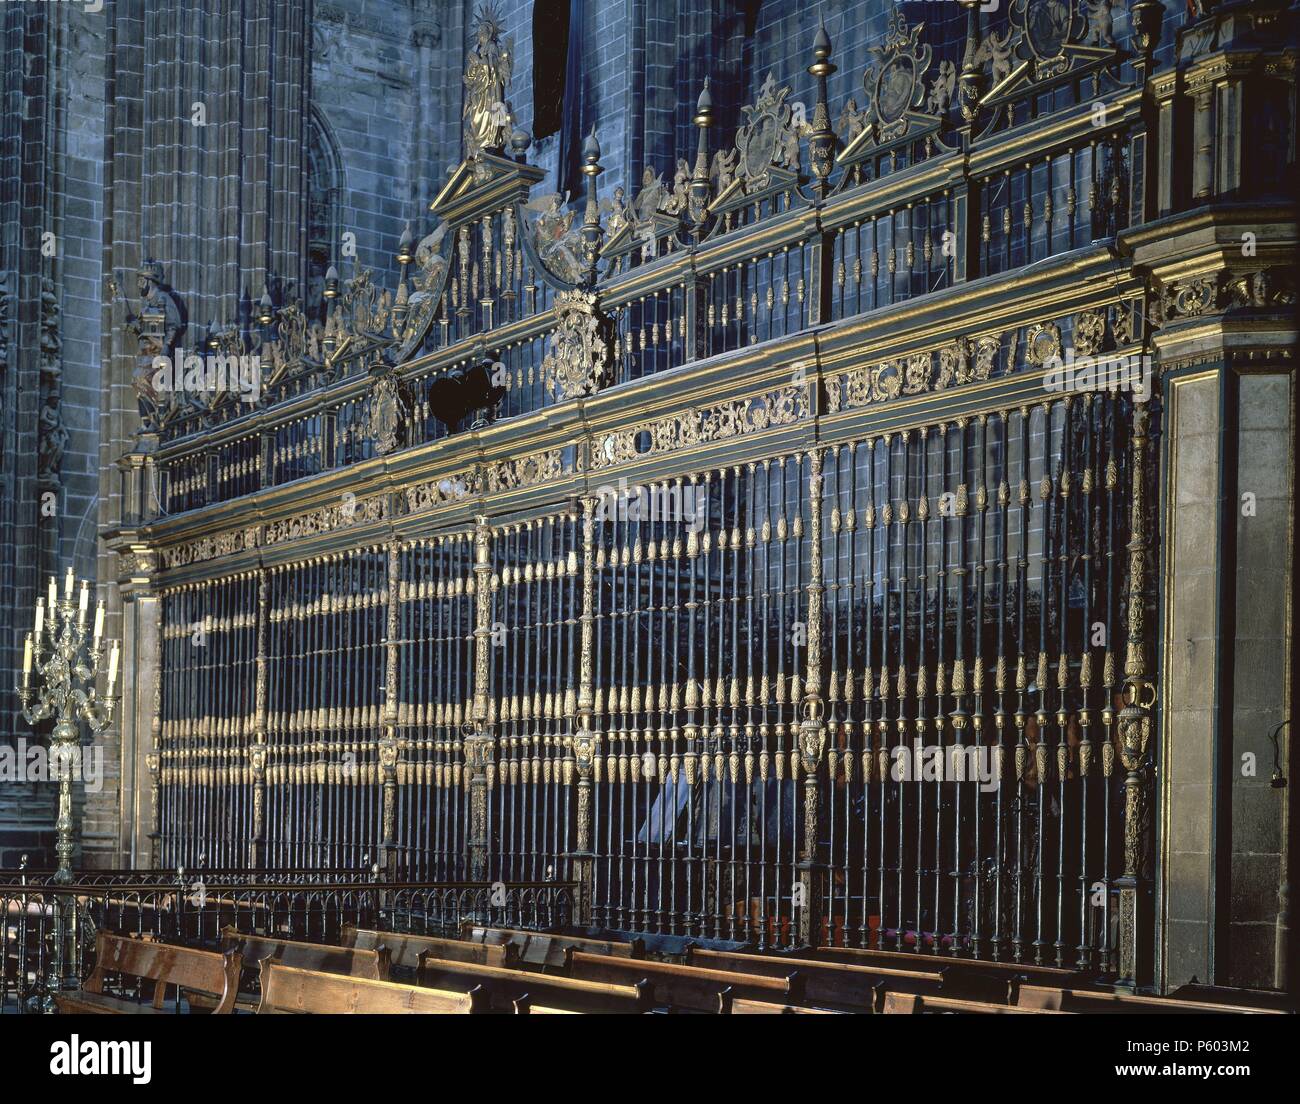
[431,151,545,225]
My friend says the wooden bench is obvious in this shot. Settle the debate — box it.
[1168,982,1295,1013]
[461,925,643,969]
[1016,984,1284,1015]
[417,953,654,1013]
[256,958,489,1014]
[199,926,390,1012]
[728,997,846,1014]
[342,925,516,972]
[222,927,389,979]
[687,947,964,1011]
[884,991,1071,1015]
[54,932,241,1015]
[565,949,804,1013]
[808,944,1083,993]
[514,1000,581,1014]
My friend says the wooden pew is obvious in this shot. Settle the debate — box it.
[1168,982,1295,1013]
[1016,984,1285,1015]
[512,997,581,1014]
[461,924,643,970]
[199,927,390,1012]
[686,947,964,1011]
[342,925,516,972]
[417,953,654,1013]
[54,932,241,1015]
[807,944,1081,994]
[884,991,1071,1014]
[728,997,846,1014]
[256,958,489,1014]
[565,950,804,1013]
[222,927,389,979]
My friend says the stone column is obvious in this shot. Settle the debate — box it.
[105,543,162,868]
[1148,284,1294,992]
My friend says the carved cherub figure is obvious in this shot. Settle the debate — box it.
[710,147,737,194]
[1082,0,1116,48]
[525,192,583,281]
[927,60,957,115]
[975,27,1015,87]
[836,97,866,143]
[602,185,633,237]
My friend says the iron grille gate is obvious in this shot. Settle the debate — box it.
[156,391,1153,970]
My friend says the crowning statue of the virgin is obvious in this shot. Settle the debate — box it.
[463,5,514,158]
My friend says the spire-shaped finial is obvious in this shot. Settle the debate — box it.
[813,20,831,58]
[694,77,713,126]
[807,19,837,196]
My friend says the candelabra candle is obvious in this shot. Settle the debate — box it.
[15,571,120,885]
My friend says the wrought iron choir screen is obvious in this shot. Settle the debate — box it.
[109,2,1248,988]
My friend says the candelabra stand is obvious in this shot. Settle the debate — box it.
[14,571,119,1011]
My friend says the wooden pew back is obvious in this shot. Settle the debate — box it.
[884,991,1070,1014]
[462,924,642,968]
[1017,984,1284,1015]
[811,945,1082,989]
[686,947,953,1011]
[71,932,241,1013]
[565,950,804,1013]
[417,953,653,1013]
[729,998,845,1014]
[256,959,488,1014]
[342,926,515,971]
[221,926,388,980]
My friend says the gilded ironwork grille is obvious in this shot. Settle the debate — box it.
[814,394,1137,967]
[128,7,1204,981]
[261,550,389,870]
[152,391,1144,968]
[588,458,812,940]
[158,574,258,869]
[394,534,476,879]
[487,513,582,884]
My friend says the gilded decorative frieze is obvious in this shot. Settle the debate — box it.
[160,526,261,569]
[405,471,479,514]
[484,447,573,493]
[1152,268,1296,325]
[264,494,390,545]
[589,383,809,471]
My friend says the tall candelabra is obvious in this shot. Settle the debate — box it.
[16,567,120,884]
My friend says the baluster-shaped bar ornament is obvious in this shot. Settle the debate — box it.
[797,450,827,947]
[465,515,496,881]
[378,540,402,877]
[571,496,600,923]
[250,570,270,867]
[1116,400,1155,989]
[17,572,120,885]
